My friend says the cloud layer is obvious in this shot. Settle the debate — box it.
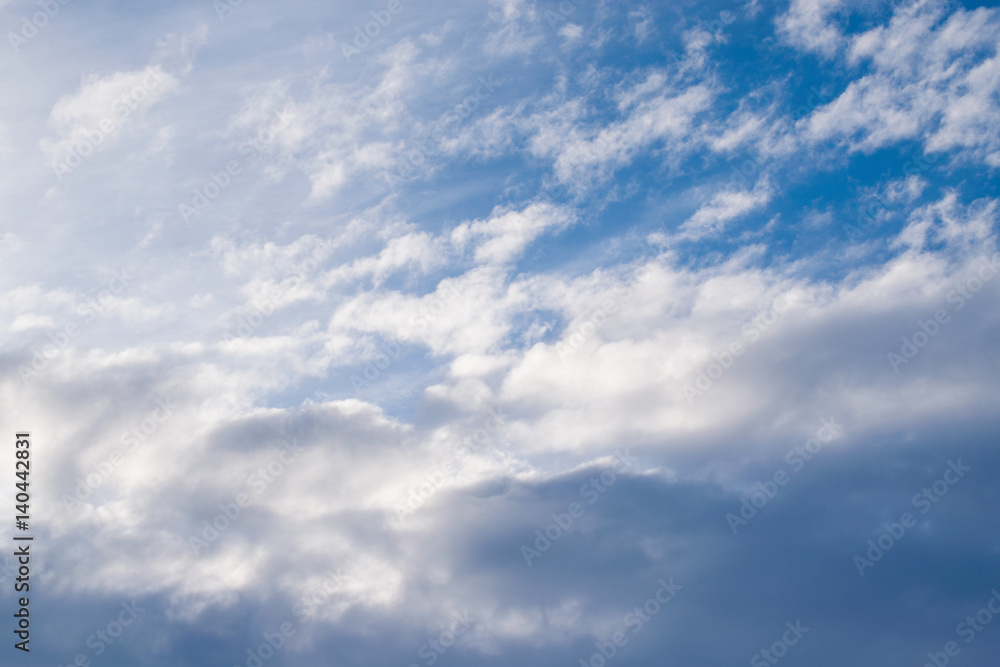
[0,0,998,665]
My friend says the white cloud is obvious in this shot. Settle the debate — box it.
[776,0,845,57]
[678,183,774,240]
[41,66,178,166]
[38,26,206,172]
[4,0,1000,658]
[628,6,655,43]
[800,0,1000,163]
[10,313,55,331]
[536,83,714,185]
[483,0,544,56]
[451,202,576,265]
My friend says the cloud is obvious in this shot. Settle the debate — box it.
[11,189,998,664]
[532,82,714,186]
[4,1,1000,664]
[800,0,1000,163]
[41,66,177,167]
[451,202,576,265]
[39,26,206,174]
[776,0,846,57]
[678,182,774,240]
[483,0,544,56]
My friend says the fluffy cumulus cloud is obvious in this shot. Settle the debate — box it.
[1,0,999,665]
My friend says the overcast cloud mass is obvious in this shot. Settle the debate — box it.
[1,0,1000,665]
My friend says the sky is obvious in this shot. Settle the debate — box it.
[1,0,1000,665]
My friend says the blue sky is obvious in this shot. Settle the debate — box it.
[2,0,1000,665]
